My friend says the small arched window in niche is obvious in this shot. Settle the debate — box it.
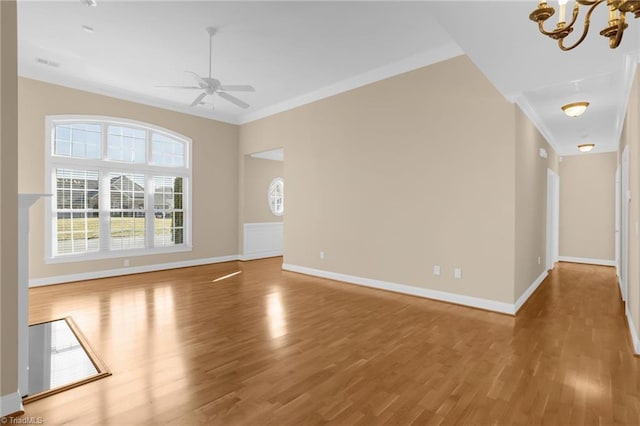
[268,177,284,216]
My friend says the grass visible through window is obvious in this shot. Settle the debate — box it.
[56,218,176,240]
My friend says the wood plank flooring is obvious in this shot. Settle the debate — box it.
[13,259,640,424]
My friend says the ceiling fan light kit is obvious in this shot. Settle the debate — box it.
[529,0,640,51]
[159,27,255,110]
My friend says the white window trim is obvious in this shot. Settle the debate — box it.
[45,115,193,264]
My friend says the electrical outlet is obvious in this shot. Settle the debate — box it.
[124,259,130,267]
[538,256,541,265]
[454,268,462,279]
[433,265,440,276]
[320,251,325,260]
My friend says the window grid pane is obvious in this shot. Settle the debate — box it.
[107,126,146,163]
[153,176,184,247]
[268,178,284,216]
[54,124,101,159]
[151,134,185,167]
[109,173,146,250]
[110,212,146,250]
[55,169,100,256]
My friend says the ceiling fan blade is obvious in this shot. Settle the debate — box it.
[190,92,207,107]
[217,92,250,109]
[185,71,209,89]
[156,85,203,90]
[219,85,255,92]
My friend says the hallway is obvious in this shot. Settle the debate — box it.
[15,260,640,424]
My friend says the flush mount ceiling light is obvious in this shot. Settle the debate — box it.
[562,101,589,117]
[530,0,640,51]
[577,143,595,152]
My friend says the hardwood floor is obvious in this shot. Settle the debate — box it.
[14,259,640,424]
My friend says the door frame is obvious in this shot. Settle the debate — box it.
[546,169,560,271]
[615,165,621,278]
[620,145,630,301]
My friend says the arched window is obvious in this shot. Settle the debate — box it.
[268,177,284,216]
[45,116,191,261]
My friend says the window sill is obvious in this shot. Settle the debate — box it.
[45,245,193,264]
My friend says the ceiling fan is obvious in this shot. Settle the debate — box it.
[159,27,254,109]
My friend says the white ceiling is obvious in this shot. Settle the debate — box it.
[17,1,640,156]
[427,1,640,156]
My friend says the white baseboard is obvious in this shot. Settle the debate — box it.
[558,256,616,266]
[0,391,23,417]
[514,270,548,313]
[29,255,240,287]
[239,250,283,261]
[282,263,516,315]
[626,306,640,355]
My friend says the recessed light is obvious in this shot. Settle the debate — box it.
[562,101,590,117]
[81,25,94,33]
[577,143,595,152]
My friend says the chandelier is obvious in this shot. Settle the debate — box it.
[529,0,640,51]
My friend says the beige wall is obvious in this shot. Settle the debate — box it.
[241,55,519,304]
[1,0,20,402]
[18,78,239,281]
[559,152,617,261]
[621,67,640,341]
[514,106,559,301]
[243,156,283,223]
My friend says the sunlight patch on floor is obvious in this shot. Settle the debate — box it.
[211,271,242,283]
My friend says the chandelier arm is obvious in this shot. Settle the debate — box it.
[537,20,556,36]
[567,2,582,28]
[557,0,604,50]
[609,13,626,48]
[537,4,580,37]
[558,22,591,50]
[576,0,599,6]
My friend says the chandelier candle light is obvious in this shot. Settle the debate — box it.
[530,0,640,50]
